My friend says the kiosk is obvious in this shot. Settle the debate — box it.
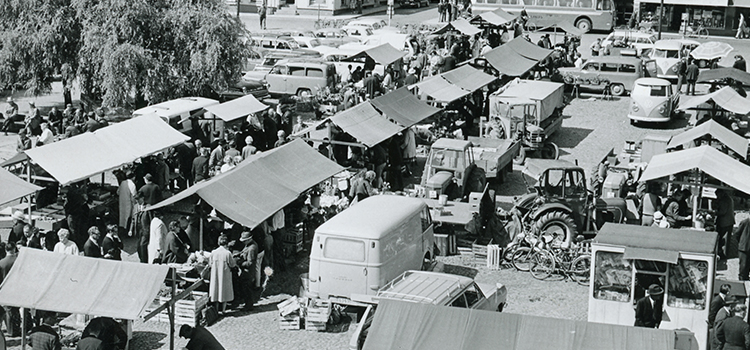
[589,223,717,350]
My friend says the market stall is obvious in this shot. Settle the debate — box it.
[364,298,691,350]
[483,37,552,77]
[410,75,471,104]
[0,248,170,349]
[433,18,482,37]
[678,86,750,116]
[329,102,404,147]
[697,67,750,87]
[0,167,41,208]
[666,119,748,160]
[470,8,518,28]
[343,43,405,72]
[589,223,716,350]
[440,65,497,93]
[203,93,269,131]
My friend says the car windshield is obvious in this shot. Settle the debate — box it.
[652,49,679,58]
[633,83,668,96]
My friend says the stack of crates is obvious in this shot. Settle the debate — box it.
[305,299,331,332]
[472,242,488,267]
[277,297,302,330]
[281,227,304,257]
[486,244,503,270]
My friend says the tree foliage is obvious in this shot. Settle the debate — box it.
[0,0,249,108]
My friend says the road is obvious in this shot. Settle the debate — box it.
[2,7,750,350]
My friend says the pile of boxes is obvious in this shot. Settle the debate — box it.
[276,297,331,332]
[281,227,304,257]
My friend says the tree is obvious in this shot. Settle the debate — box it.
[0,0,249,109]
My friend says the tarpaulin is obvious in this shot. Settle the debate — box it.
[506,36,554,61]
[363,299,679,350]
[490,80,565,123]
[595,223,717,255]
[412,75,470,102]
[0,168,41,207]
[697,67,750,86]
[667,119,748,159]
[0,248,169,320]
[475,8,518,26]
[23,115,189,185]
[370,88,441,127]
[640,145,750,196]
[483,46,538,76]
[147,140,343,229]
[204,94,268,122]
[348,43,406,65]
[433,18,482,36]
[331,102,404,147]
[441,65,496,92]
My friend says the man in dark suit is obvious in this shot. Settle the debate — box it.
[712,295,738,350]
[635,284,664,328]
[710,284,733,328]
[83,226,102,258]
[137,173,162,206]
[717,305,750,350]
[738,218,750,281]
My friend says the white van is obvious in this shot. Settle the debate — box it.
[307,195,435,305]
[132,97,219,135]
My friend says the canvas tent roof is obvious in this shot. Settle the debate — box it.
[0,248,168,320]
[330,102,404,147]
[370,88,441,127]
[677,86,750,114]
[697,67,750,86]
[204,94,268,122]
[483,42,541,76]
[412,75,470,102]
[348,44,405,65]
[667,119,748,158]
[538,22,585,37]
[441,65,496,92]
[640,145,750,195]
[23,115,189,185]
[433,19,482,36]
[0,167,41,207]
[363,299,678,350]
[506,37,553,61]
[595,223,717,257]
[474,8,518,26]
[147,140,343,229]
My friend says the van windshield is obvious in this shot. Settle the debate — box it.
[324,238,365,262]
[652,49,679,58]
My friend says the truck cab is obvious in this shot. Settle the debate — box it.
[421,138,484,201]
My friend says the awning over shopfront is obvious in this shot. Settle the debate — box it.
[348,43,406,65]
[331,102,404,146]
[370,88,441,127]
[641,0,726,6]
[640,145,750,196]
[23,115,189,185]
[412,75,470,103]
[0,168,42,207]
[595,223,717,256]
[441,65,496,92]
[474,8,518,26]
[677,86,750,115]
[204,94,269,122]
[667,119,748,158]
[147,140,344,229]
[363,299,679,350]
[433,18,482,36]
[0,248,169,320]
[697,67,750,86]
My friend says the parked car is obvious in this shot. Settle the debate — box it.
[558,56,656,96]
[253,59,337,96]
[348,270,507,350]
[216,78,270,102]
[314,28,362,47]
[600,30,656,57]
[343,27,375,40]
[627,78,678,125]
[292,36,323,49]
[342,19,388,33]
[648,39,699,80]
[400,0,429,8]
[249,34,321,58]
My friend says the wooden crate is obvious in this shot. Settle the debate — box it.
[147,291,208,326]
[472,242,488,267]
[306,299,331,323]
[283,241,303,257]
[277,297,301,317]
[279,315,301,330]
[435,234,457,256]
[486,244,503,270]
[305,319,327,331]
[281,229,303,244]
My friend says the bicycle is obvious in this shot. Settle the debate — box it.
[683,24,709,39]
[528,235,591,286]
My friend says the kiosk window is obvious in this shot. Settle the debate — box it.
[633,260,667,304]
[593,251,632,302]
[667,259,708,310]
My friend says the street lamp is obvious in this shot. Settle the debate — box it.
[657,0,663,40]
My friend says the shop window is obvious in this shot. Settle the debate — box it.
[594,251,632,302]
[668,259,708,310]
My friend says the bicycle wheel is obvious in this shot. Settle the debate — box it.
[571,255,591,286]
[511,247,532,272]
[698,28,709,39]
[529,250,555,280]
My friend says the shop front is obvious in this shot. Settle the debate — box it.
[638,0,750,37]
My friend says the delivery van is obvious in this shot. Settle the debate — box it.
[307,195,435,305]
[132,97,219,135]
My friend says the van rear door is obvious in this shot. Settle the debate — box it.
[318,236,369,300]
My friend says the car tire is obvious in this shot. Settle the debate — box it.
[610,83,626,96]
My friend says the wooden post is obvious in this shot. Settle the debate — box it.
[20,307,25,350]
[169,268,176,350]
[27,161,33,224]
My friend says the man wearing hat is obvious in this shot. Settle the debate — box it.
[9,211,26,245]
[179,325,225,350]
[716,304,750,350]
[236,231,259,311]
[635,284,664,328]
[712,294,738,350]
[137,173,162,206]
[404,68,418,86]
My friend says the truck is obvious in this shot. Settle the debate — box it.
[421,136,521,201]
[488,80,565,163]
[349,270,507,350]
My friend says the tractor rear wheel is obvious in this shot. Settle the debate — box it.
[534,211,577,246]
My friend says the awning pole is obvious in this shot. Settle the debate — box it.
[169,267,176,350]
[27,161,32,224]
[20,307,25,349]
[199,204,204,252]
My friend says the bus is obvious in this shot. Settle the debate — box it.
[472,0,615,33]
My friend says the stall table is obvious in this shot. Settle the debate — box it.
[422,198,477,226]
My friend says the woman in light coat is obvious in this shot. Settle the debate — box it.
[208,235,236,313]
